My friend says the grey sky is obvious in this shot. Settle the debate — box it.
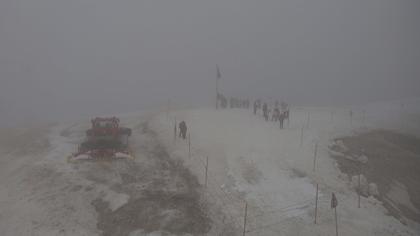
[1,0,419,125]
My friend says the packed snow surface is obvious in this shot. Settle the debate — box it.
[1,99,419,235]
[150,101,420,236]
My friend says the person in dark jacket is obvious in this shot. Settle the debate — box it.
[179,121,187,139]
[279,112,285,129]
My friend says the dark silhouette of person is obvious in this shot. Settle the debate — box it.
[279,112,285,129]
[272,107,280,122]
[179,121,187,139]
[253,101,258,115]
[263,103,268,121]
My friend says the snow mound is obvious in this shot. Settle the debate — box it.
[151,107,420,236]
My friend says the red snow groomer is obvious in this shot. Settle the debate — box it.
[69,117,133,161]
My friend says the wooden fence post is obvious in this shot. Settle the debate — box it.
[313,142,318,172]
[315,183,319,224]
[358,173,361,208]
[188,133,191,158]
[205,156,208,187]
[335,207,339,236]
[243,201,248,236]
[174,118,177,142]
[167,99,170,121]
[358,162,363,208]
[331,193,339,236]
[300,125,304,148]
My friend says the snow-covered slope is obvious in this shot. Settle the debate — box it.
[1,100,419,236]
[0,111,214,236]
[150,104,420,236]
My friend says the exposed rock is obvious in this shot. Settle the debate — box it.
[357,154,368,164]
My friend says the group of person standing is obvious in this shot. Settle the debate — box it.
[230,97,250,109]
[217,93,250,110]
[254,99,289,129]
[176,99,289,142]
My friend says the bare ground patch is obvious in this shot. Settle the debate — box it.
[82,122,212,236]
[330,130,420,224]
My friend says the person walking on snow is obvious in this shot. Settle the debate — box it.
[179,121,187,140]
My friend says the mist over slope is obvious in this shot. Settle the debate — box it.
[148,100,420,235]
[0,99,419,235]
